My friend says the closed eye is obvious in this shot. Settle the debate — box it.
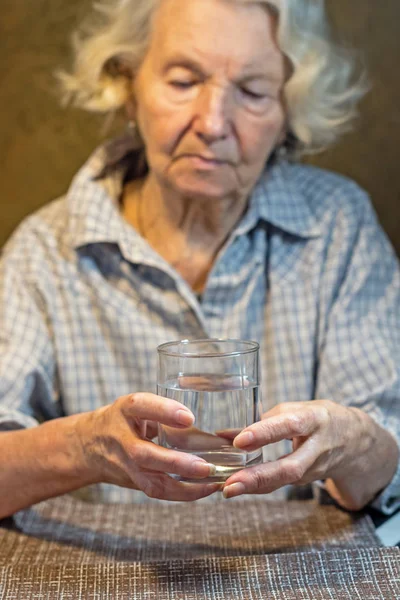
[169,80,197,89]
[240,87,267,100]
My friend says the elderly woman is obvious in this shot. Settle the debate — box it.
[0,0,399,519]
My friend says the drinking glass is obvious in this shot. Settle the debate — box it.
[157,338,263,483]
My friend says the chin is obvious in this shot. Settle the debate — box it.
[171,175,235,200]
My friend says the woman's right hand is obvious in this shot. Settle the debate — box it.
[75,392,220,501]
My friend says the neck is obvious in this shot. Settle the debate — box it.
[141,175,247,243]
[122,175,248,291]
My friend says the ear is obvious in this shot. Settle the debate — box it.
[98,55,134,114]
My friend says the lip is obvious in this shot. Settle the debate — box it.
[183,155,228,168]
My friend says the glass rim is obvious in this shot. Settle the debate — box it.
[157,338,259,358]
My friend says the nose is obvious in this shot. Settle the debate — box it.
[193,84,232,143]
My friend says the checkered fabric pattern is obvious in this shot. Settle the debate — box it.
[1,135,400,512]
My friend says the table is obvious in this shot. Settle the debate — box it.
[0,495,399,599]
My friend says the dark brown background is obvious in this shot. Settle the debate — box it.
[1,0,399,252]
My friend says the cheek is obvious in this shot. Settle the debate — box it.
[241,107,285,164]
[136,90,188,154]
[140,115,177,154]
[139,112,188,160]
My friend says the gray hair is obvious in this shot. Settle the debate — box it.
[59,0,368,155]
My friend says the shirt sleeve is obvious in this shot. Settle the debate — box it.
[315,188,400,515]
[0,226,59,431]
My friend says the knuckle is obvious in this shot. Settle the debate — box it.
[250,468,265,491]
[287,413,307,436]
[143,482,156,499]
[127,392,152,412]
[129,393,141,410]
[128,442,148,463]
[285,458,305,482]
[141,478,160,499]
[167,455,182,474]
[315,401,332,426]
[257,420,271,439]
[116,393,138,416]
[260,419,280,441]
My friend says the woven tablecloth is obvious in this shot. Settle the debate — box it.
[0,549,399,599]
[0,495,380,564]
[1,496,398,599]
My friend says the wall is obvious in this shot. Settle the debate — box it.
[1,0,399,252]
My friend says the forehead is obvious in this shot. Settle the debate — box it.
[149,0,284,77]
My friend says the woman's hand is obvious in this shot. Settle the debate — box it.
[76,392,220,502]
[222,400,399,511]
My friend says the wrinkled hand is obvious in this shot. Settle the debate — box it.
[223,400,364,499]
[76,393,220,501]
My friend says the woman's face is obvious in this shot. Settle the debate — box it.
[129,0,286,202]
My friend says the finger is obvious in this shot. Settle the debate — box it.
[120,393,195,428]
[135,471,222,502]
[127,439,217,479]
[214,428,243,441]
[223,441,318,498]
[233,411,318,450]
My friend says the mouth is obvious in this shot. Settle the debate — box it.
[181,154,229,167]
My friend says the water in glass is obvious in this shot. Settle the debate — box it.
[158,373,262,483]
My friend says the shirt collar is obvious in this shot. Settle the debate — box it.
[67,136,142,256]
[243,162,322,238]
[67,134,321,254]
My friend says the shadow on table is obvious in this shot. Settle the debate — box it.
[0,495,379,565]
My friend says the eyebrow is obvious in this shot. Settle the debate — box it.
[162,53,281,83]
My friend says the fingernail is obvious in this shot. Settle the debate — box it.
[234,431,254,447]
[192,461,216,477]
[176,409,195,426]
[223,482,246,499]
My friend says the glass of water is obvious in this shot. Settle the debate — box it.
[157,339,263,483]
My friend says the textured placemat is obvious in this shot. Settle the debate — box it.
[0,548,398,599]
[0,495,380,566]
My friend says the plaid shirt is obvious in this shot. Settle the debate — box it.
[1,135,400,513]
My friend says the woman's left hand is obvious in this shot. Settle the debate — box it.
[222,399,380,509]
